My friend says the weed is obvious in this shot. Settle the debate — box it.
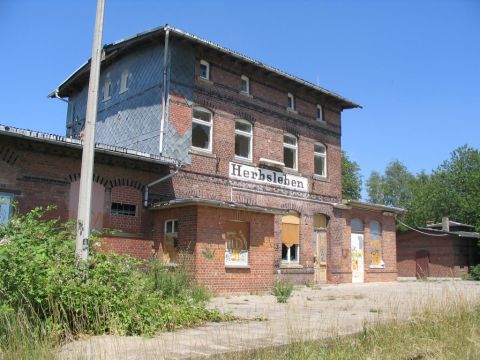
[272,279,294,303]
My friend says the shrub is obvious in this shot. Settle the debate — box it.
[469,264,480,280]
[0,207,224,340]
[272,279,294,303]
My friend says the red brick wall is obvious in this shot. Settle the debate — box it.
[343,209,398,282]
[397,232,476,278]
[100,236,154,259]
[109,186,144,234]
[194,206,275,294]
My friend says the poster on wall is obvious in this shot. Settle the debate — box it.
[370,239,385,268]
[224,221,249,266]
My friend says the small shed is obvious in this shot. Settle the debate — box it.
[397,218,479,279]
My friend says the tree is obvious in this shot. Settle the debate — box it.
[341,151,362,200]
[366,171,385,204]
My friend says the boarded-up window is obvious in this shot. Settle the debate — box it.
[351,218,363,233]
[282,214,300,263]
[224,221,249,266]
[369,220,384,268]
[0,193,13,226]
[163,220,178,264]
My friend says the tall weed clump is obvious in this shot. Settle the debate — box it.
[0,207,223,345]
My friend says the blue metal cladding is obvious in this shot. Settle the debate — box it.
[65,40,194,164]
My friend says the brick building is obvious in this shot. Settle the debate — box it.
[1,25,403,292]
[397,219,479,279]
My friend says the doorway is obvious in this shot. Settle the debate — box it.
[351,218,364,283]
[313,214,328,284]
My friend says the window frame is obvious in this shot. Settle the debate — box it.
[281,214,300,265]
[103,78,112,101]
[287,93,295,111]
[0,192,14,226]
[283,133,298,170]
[199,60,210,80]
[111,202,137,217]
[234,119,253,161]
[224,220,250,267]
[191,107,213,152]
[240,75,250,95]
[120,69,129,94]
[316,104,324,122]
[314,142,327,177]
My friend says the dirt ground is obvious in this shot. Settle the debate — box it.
[60,280,480,359]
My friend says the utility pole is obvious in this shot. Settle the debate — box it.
[76,0,106,261]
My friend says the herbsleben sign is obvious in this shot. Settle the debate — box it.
[229,162,308,192]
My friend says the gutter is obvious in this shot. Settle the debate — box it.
[143,161,181,207]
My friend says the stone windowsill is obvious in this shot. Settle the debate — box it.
[286,108,298,115]
[102,232,144,239]
[313,174,329,182]
[197,76,214,85]
[239,91,253,98]
[280,263,303,269]
[225,264,251,269]
[189,148,217,159]
[233,157,254,166]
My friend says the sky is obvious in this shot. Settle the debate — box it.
[1,0,479,198]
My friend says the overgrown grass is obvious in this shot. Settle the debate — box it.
[0,207,228,359]
[214,303,480,359]
[272,279,294,303]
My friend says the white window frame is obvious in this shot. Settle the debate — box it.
[234,119,253,161]
[164,219,179,264]
[287,93,295,111]
[240,75,250,95]
[120,69,129,94]
[192,107,213,152]
[283,133,298,170]
[199,60,210,80]
[165,219,178,234]
[282,244,300,264]
[316,104,324,122]
[103,78,112,101]
[314,142,327,177]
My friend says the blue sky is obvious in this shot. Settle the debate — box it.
[1,0,479,197]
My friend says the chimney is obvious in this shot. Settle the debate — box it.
[442,217,450,232]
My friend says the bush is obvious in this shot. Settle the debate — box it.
[0,207,224,341]
[469,264,480,280]
[272,279,294,303]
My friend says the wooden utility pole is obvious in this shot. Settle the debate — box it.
[76,0,106,260]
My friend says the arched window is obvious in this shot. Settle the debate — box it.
[283,133,297,170]
[314,143,327,177]
[369,220,384,268]
[316,104,324,122]
[351,218,363,233]
[120,69,129,93]
[235,119,253,160]
[281,213,300,264]
[192,107,213,152]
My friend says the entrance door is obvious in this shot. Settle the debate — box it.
[416,250,429,279]
[351,233,364,283]
[313,229,327,284]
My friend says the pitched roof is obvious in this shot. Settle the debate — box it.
[49,24,361,110]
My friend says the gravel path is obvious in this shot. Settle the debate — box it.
[60,280,480,359]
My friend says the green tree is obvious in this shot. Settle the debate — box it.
[341,151,362,200]
[366,171,385,204]
[366,160,414,208]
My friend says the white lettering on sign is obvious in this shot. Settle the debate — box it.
[229,162,308,192]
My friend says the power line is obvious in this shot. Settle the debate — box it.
[396,217,448,237]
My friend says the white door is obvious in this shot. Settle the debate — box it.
[351,233,364,283]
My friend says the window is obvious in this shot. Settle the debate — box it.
[282,214,300,264]
[369,220,384,268]
[316,104,324,122]
[192,108,213,151]
[111,202,136,216]
[164,220,178,264]
[240,75,250,95]
[283,133,297,170]
[120,69,129,93]
[224,221,249,266]
[235,119,252,160]
[0,193,13,226]
[287,93,295,111]
[199,60,210,80]
[103,78,112,101]
[314,143,327,177]
[351,218,363,233]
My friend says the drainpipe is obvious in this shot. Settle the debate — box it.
[159,27,170,155]
[144,161,181,208]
